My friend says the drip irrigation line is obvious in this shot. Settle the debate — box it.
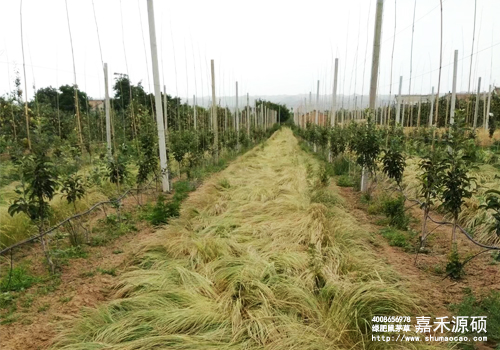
[400,194,500,251]
[0,175,160,256]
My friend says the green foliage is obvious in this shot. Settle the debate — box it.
[350,117,381,175]
[337,175,354,187]
[418,148,446,213]
[106,155,128,185]
[0,266,38,293]
[137,124,158,185]
[379,227,414,250]
[172,180,196,202]
[329,127,347,158]
[9,152,58,222]
[449,290,500,346]
[479,190,500,237]
[51,246,88,260]
[142,181,195,226]
[170,130,197,164]
[60,174,86,207]
[143,195,180,226]
[318,165,330,186]
[440,115,476,224]
[55,85,90,113]
[90,213,137,247]
[381,132,406,186]
[97,267,117,276]
[217,178,231,189]
[0,292,16,309]
[445,244,464,280]
[332,156,350,176]
[382,195,409,230]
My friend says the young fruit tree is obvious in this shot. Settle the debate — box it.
[440,116,476,245]
[8,153,59,273]
[351,116,381,192]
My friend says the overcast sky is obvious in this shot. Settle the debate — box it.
[1,0,499,107]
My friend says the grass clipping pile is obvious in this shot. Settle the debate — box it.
[53,129,432,350]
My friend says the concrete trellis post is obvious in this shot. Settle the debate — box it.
[450,50,458,126]
[485,85,492,130]
[331,58,339,126]
[368,0,384,111]
[362,0,384,193]
[146,0,169,192]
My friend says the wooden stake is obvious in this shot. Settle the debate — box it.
[396,76,403,124]
[246,93,250,136]
[473,77,481,129]
[104,63,112,159]
[429,86,435,126]
[417,99,421,128]
[163,85,168,132]
[193,94,197,130]
[331,59,338,126]
[315,80,319,125]
[211,60,218,159]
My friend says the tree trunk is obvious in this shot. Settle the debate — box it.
[361,167,368,192]
[452,217,457,245]
[39,224,55,274]
[420,207,429,248]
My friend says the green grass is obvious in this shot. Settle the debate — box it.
[90,213,138,246]
[382,195,410,230]
[379,227,415,251]
[0,265,39,293]
[449,290,500,349]
[97,267,117,276]
[79,271,95,278]
[336,175,354,187]
[332,156,351,176]
[59,296,73,303]
[37,303,50,313]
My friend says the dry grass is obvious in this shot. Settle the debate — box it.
[402,156,500,246]
[52,129,437,349]
[0,187,108,248]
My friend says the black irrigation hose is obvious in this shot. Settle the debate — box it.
[399,191,500,251]
[0,176,159,256]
